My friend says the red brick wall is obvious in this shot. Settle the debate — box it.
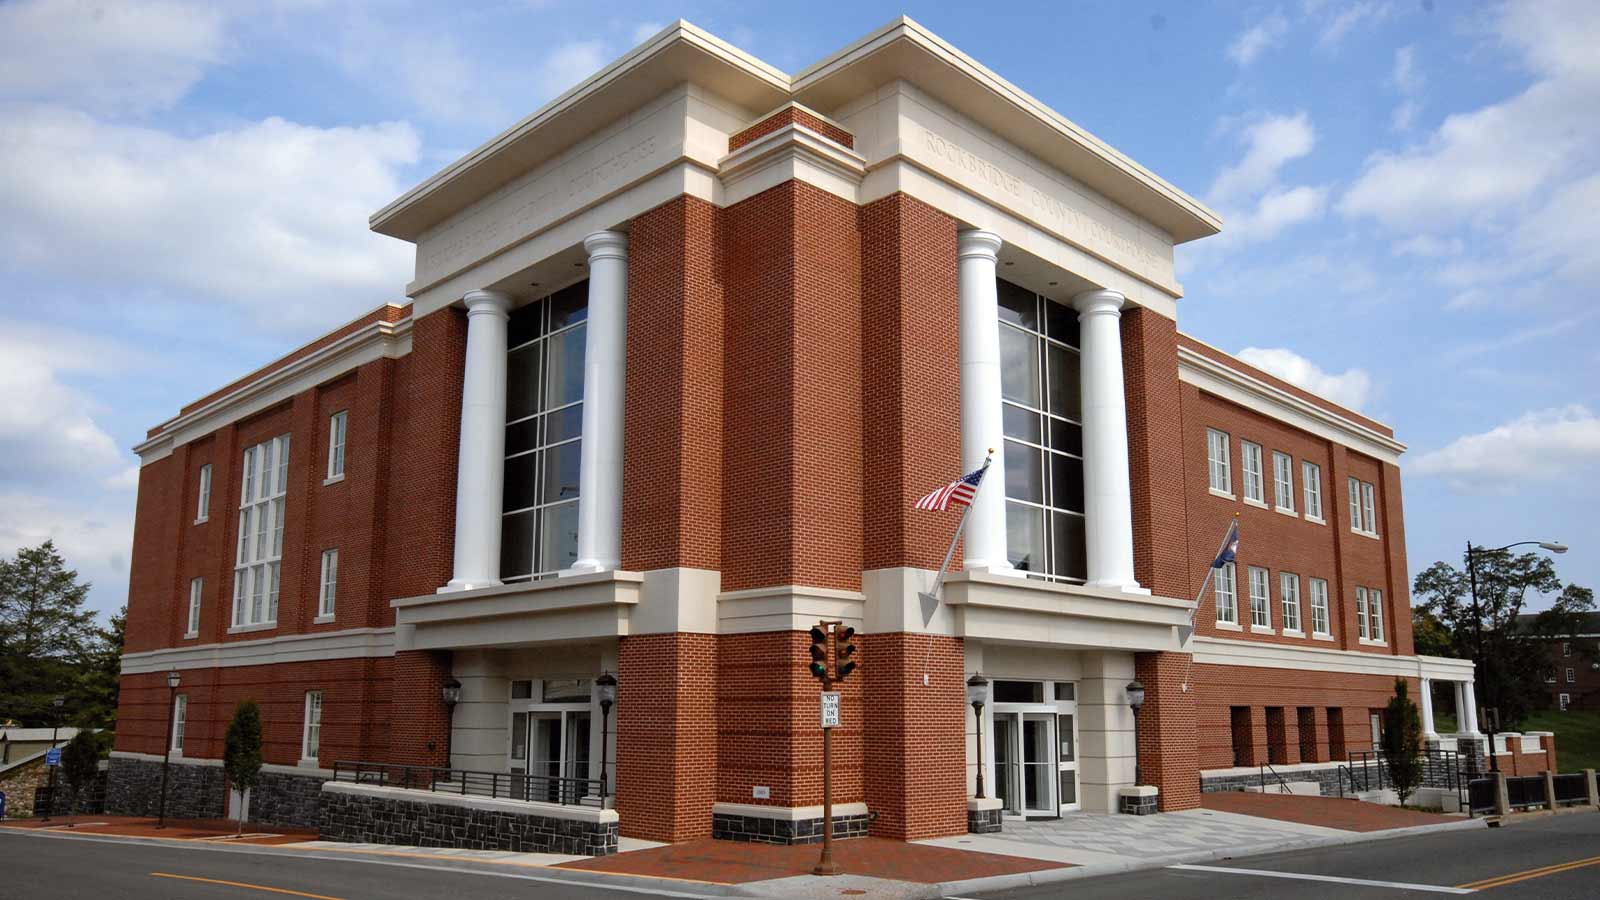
[617,633,718,841]
[125,454,182,654]
[1177,334,1392,436]
[1196,666,1415,769]
[1123,308,1189,597]
[861,633,967,839]
[622,196,724,572]
[728,105,854,152]
[388,650,451,767]
[1134,651,1199,810]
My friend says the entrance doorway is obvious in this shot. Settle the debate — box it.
[991,680,1079,817]
[507,678,596,804]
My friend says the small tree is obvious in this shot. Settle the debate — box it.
[60,729,101,823]
[1381,678,1424,806]
[223,701,263,834]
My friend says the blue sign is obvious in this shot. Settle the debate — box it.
[0,790,7,818]
[44,748,61,767]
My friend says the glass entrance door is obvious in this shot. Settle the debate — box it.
[995,711,1057,816]
[1057,711,1079,812]
[521,710,594,804]
[530,713,563,802]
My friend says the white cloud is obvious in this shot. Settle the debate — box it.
[1201,112,1327,248]
[0,0,226,114]
[1391,234,1462,258]
[1317,1,1393,48]
[1223,184,1330,244]
[0,106,418,333]
[1227,12,1288,66]
[632,22,666,45]
[0,491,135,617]
[1236,347,1374,410]
[1392,45,1423,94]
[1209,112,1317,204]
[1411,405,1600,489]
[0,323,132,485]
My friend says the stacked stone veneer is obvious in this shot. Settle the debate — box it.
[966,806,1002,834]
[319,783,618,856]
[711,809,869,845]
[105,756,227,819]
[249,768,331,828]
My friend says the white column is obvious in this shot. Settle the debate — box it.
[1072,290,1143,594]
[1462,680,1481,735]
[445,290,514,591]
[957,230,1010,572]
[1420,677,1437,740]
[571,231,628,573]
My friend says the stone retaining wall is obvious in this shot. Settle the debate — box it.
[105,755,227,819]
[249,769,329,828]
[710,809,869,845]
[318,782,618,856]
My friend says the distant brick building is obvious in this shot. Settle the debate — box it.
[1518,612,1600,712]
[111,19,1480,841]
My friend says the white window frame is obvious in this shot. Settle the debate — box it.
[1369,588,1385,642]
[1309,577,1331,637]
[1207,429,1233,496]
[172,694,188,755]
[1280,572,1302,633]
[186,577,203,638]
[1248,565,1272,630]
[1302,461,1323,522]
[196,463,212,524]
[232,434,289,630]
[1214,562,1238,626]
[1361,482,1378,535]
[1563,641,1572,657]
[1241,441,1265,505]
[317,549,338,621]
[1355,586,1370,640]
[302,691,323,763]
[326,410,348,483]
[1272,452,1295,513]
[1567,668,1576,684]
[1348,477,1362,532]
[1560,693,1571,711]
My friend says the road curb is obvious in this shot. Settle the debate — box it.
[928,817,1487,898]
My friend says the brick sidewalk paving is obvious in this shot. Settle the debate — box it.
[1200,792,1459,831]
[0,814,316,845]
[557,836,1069,885]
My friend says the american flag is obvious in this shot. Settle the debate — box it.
[914,465,988,511]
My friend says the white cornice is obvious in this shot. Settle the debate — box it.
[717,122,867,207]
[1178,345,1406,464]
[1193,636,1475,680]
[120,627,396,675]
[135,315,413,464]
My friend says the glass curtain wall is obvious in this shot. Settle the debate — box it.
[997,279,1087,581]
[500,281,587,581]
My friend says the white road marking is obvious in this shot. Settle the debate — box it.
[1168,863,1476,894]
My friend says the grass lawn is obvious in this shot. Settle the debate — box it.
[1433,710,1600,772]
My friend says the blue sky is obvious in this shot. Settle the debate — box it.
[1,0,1594,620]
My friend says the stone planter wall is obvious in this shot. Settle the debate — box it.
[710,809,869,845]
[318,782,618,856]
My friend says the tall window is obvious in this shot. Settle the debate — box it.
[233,434,289,627]
[1215,562,1237,624]
[318,549,338,619]
[1361,482,1377,535]
[172,694,188,753]
[1355,586,1370,639]
[327,410,348,480]
[502,282,587,581]
[186,577,203,637]
[998,280,1086,581]
[196,464,212,522]
[1310,577,1330,635]
[302,691,323,762]
[1272,452,1294,512]
[1369,588,1384,641]
[1280,572,1301,632]
[1241,441,1265,503]
[1302,461,1323,520]
[1207,429,1232,494]
[1249,566,1271,628]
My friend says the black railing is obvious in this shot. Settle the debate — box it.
[1467,777,1496,815]
[1554,773,1588,807]
[333,761,605,808]
[1340,749,1470,811]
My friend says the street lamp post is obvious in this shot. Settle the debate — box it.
[441,677,462,769]
[159,671,180,828]
[966,675,990,799]
[1464,540,1567,774]
[42,695,64,822]
[596,673,617,806]
[1126,681,1146,787]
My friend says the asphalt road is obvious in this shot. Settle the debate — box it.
[0,829,719,900]
[966,811,1600,900]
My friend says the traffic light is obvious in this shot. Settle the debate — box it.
[808,625,828,681]
[834,626,857,682]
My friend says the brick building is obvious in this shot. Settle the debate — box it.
[111,19,1481,841]
[1518,612,1600,712]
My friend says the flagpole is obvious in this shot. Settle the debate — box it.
[1180,513,1239,692]
[920,451,993,686]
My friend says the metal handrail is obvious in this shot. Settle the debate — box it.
[333,760,606,808]
[1259,762,1292,793]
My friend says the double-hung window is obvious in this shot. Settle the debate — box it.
[318,549,338,620]
[1568,668,1577,684]
[186,577,203,637]
[1348,478,1379,535]
[1214,562,1238,625]
[1248,566,1271,628]
[302,691,323,762]
[232,434,289,628]
[1309,577,1331,636]
[1348,477,1362,530]
[1355,586,1370,639]
[196,464,212,523]
[326,411,347,481]
[1242,442,1265,504]
[1207,429,1232,494]
[1369,589,1385,642]
[1272,452,1295,512]
[502,282,588,580]
[1302,461,1323,520]
[1280,572,1301,632]
[172,694,188,754]
[997,280,1087,581]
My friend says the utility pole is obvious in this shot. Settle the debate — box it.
[807,621,855,876]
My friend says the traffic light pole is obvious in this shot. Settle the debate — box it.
[809,619,852,877]
[815,700,840,876]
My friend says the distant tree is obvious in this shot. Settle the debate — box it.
[1413,548,1595,728]
[224,701,263,834]
[60,728,102,821]
[1410,607,1454,658]
[0,541,98,727]
[1381,679,1424,806]
[70,607,125,731]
